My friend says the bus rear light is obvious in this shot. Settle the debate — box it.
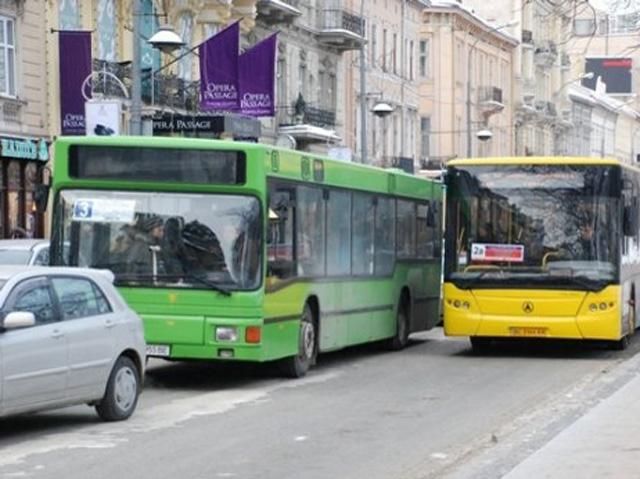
[245,326,261,343]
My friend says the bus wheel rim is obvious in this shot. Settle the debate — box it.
[301,321,314,360]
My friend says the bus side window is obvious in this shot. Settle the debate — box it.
[267,184,296,280]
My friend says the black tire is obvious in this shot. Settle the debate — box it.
[95,356,141,421]
[610,335,630,351]
[386,303,410,351]
[470,337,492,353]
[280,303,317,378]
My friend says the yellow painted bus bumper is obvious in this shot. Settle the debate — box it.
[443,283,623,341]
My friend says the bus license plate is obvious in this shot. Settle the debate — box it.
[509,327,548,337]
[146,344,170,357]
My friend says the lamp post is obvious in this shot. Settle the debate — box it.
[130,0,143,135]
[130,7,184,136]
[466,20,517,157]
[359,0,367,163]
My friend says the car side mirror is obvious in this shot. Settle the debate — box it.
[3,311,36,330]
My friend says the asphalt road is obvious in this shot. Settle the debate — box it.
[0,328,638,479]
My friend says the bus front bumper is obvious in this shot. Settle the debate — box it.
[443,284,623,341]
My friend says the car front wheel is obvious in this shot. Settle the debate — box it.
[96,356,141,421]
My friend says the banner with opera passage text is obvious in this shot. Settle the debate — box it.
[59,31,92,135]
[239,33,277,117]
[199,21,240,111]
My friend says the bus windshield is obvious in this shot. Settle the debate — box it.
[53,189,262,290]
[445,164,621,291]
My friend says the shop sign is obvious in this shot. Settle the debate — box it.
[1,137,49,162]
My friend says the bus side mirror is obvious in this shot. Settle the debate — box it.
[623,203,639,236]
[33,184,50,213]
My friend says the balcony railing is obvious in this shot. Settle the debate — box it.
[278,104,337,128]
[478,86,503,105]
[534,40,558,66]
[92,59,131,99]
[535,100,557,117]
[391,156,415,174]
[256,0,302,24]
[90,60,199,112]
[317,8,365,50]
[145,72,199,112]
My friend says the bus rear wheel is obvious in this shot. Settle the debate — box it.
[279,303,317,378]
[386,303,410,351]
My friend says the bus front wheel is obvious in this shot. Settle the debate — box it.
[386,302,410,351]
[279,303,317,378]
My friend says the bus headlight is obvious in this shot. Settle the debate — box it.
[216,327,238,342]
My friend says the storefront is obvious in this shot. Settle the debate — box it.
[0,136,50,238]
[152,113,262,141]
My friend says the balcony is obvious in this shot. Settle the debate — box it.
[145,73,199,112]
[278,99,340,144]
[534,40,558,67]
[317,8,365,51]
[391,156,415,174]
[256,0,301,24]
[522,29,533,47]
[92,59,131,99]
[535,100,557,118]
[478,86,504,111]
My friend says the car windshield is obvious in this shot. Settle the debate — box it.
[52,190,262,290]
[0,250,32,265]
[445,164,621,291]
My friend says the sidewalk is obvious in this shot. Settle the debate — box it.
[503,373,640,479]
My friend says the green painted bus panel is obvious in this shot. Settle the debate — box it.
[51,136,444,364]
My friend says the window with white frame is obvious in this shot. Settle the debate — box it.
[419,39,429,78]
[0,16,16,97]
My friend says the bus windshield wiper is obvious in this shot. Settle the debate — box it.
[113,273,232,296]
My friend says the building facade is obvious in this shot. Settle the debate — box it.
[44,1,367,156]
[341,0,427,171]
[418,2,517,167]
[0,0,49,239]
[464,0,573,157]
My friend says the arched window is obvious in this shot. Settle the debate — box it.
[140,0,160,72]
[97,0,116,61]
[59,0,80,29]
[177,11,194,81]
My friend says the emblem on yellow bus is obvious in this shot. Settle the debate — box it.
[522,301,534,314]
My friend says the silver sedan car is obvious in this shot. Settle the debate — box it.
[0,266,145,421]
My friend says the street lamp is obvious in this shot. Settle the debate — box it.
[466,20,518,157]
[553,71,594,100]
[130,2,184,135]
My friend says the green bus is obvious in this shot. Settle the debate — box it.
[47,136,443,377]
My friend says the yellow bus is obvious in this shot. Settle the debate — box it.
[443,157,640,351]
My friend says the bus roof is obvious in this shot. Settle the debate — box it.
[53,136,443,201]
[447,156,625,167]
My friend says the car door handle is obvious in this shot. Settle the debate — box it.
[51,329,64,339]
[104,319,116,329]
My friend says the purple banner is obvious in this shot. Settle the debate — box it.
[59,31,92,135]
[199,22,240,111]
[239,33,277,117]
